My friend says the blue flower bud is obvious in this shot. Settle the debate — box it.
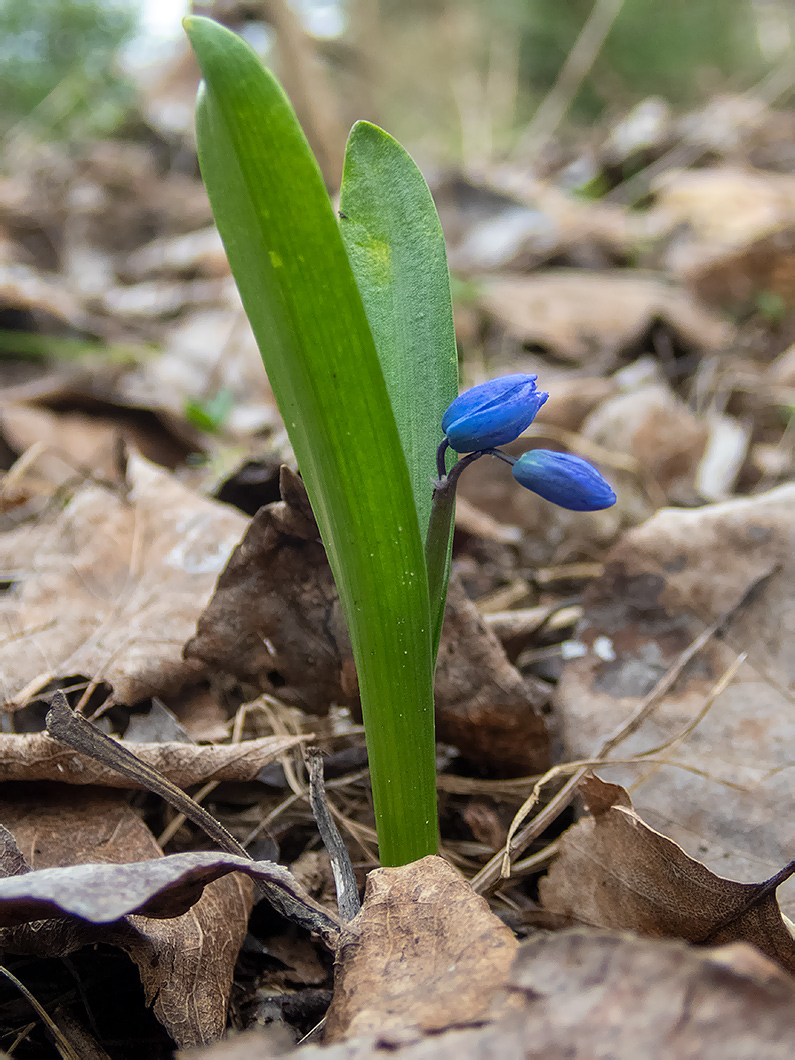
[442,374,548,453]
[511,450,616,511]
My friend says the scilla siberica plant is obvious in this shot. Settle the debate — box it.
[185,16,616,868]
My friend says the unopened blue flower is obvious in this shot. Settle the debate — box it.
[512,450,616,511]
[442,374,548,453]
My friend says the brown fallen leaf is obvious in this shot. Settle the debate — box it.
[185,468,551,776]
[0,261,90,333]
[504,930,795,1060]
[555,484,795,915]
[0,402,127,489]
[436,171,637,274]
[122,226,229,281]
[0,452,248,709]
[0,786,254,1048]
[180,931,795,1059]
[539,775,795,974]
[0,731,306,787]
[479,270,733,368]
[323,854,518,1042]
[650,167,795,248]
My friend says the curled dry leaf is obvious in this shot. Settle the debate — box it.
[0,732,306,788]
[0,824,28,878]
[324,855,518,1042]
[180,931,795,1059]
[539,775,795,975]
[0,794,339,942]
[185,468,551,776]
[0,453,248,708]
[555,484,795,914]
[0,786,254,1049]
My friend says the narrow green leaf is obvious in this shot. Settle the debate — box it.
[185,16,437,865]
[340,122,459,540]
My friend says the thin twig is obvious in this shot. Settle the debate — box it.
[308,750,361,921]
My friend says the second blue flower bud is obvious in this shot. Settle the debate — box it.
[511,450,616,511]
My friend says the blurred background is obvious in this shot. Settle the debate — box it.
[0,0,794,534]
[0,0,789,159]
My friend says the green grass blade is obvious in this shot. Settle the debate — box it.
[185,16,436,866]
[340,121,459,541]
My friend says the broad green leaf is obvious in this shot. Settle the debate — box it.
[340,122,459,540]
[185,16,437,866]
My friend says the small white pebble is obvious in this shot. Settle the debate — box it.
[561,640,588,659]
[593,635,617,662]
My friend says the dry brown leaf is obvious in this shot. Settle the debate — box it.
[323,855,518,1042]
[555,484,795,914]
[539,775,795,974]
[504,930,795,1060]
[436,173,636,274]
[0,732,305,787]
[184,468,550,776]
[180,931,795,1059]
[651,166,795,248]
[479,271,732,367]
[0,403,126,487]
[0,786,254,1048]
[0,452,248,708]
[0,399,204,485]
[0,261,90,331]
[119,304,277,437]
[580,382,708,501]
[648,168,795,306]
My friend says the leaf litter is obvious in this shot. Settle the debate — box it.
[0,60,794,1058]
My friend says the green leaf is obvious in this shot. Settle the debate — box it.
[185,16,437,866]
[340,121,459,540]
[340,121,459,654]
